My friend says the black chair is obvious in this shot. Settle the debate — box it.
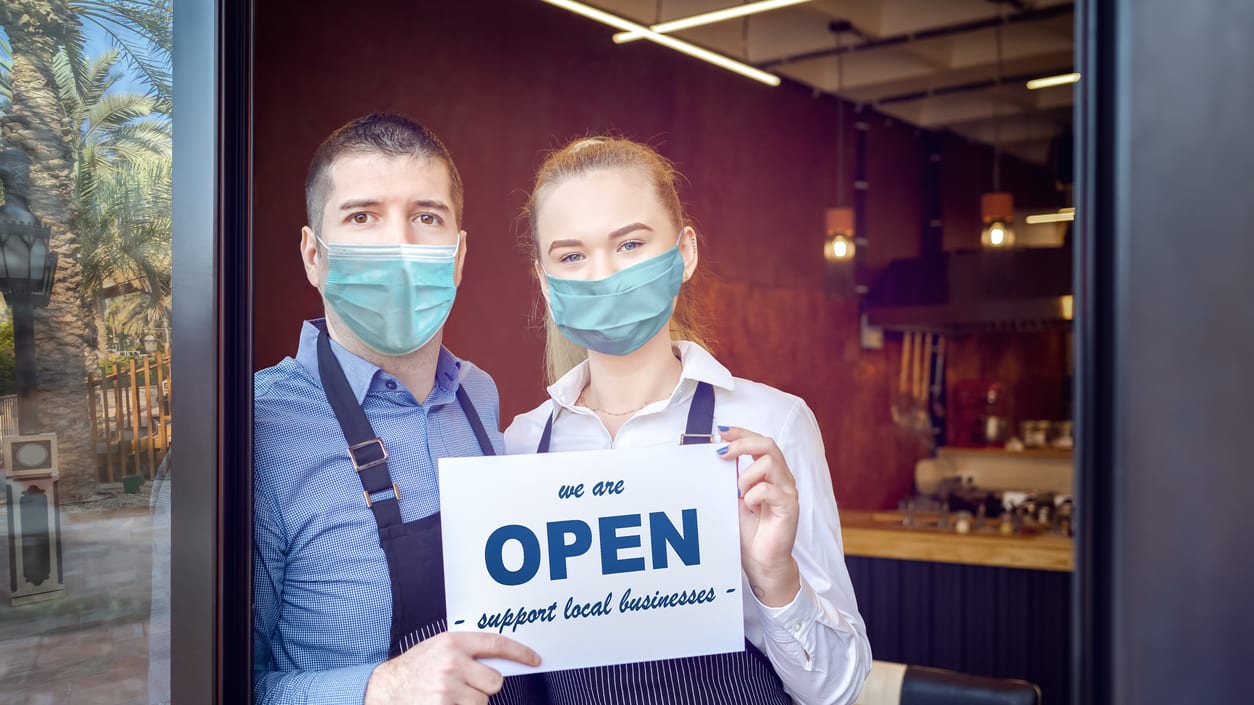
[858,661,1041,705]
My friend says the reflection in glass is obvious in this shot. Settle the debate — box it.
[0,1,173,702]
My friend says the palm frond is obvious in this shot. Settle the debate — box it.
[74,0,173,111]
[84,91,156,139]
[60,26,92,106]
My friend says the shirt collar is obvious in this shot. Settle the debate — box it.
[294,319,462,405]
[546,340,735,412]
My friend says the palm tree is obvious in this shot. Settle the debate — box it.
[54,46,171,347]
[79,148,171,346]
[0,0,170,500]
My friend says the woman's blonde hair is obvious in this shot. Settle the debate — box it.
[523,136,711,384]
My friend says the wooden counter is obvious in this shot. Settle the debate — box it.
[840,510,1074,572]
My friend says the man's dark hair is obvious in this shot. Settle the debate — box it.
[305,113,464,230]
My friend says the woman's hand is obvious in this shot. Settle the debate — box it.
[717,425,802,608]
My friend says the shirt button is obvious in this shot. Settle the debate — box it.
[385,380,397,390]
[791,623,803,635]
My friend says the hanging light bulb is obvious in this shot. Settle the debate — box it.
[981,192,1016,248]
[824,27,856,265]
[979,3,1015,250]
[824,207,856,262]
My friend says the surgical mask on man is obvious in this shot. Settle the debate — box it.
[318,233,461,356]
[544,232,685,356]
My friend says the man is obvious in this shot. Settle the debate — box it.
[253,114,541,705]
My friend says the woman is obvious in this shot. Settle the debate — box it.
[503,137,872,705]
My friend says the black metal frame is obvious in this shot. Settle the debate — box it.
[171,0,252,702]
[1071,0,1113,702]
[220,0,255,702]
[1074,2,1254,704]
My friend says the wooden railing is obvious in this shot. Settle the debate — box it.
[88,352,172,483]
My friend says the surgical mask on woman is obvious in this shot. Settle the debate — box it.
[543,232,685,356]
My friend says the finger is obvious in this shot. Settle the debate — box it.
[461,659,506,696]
[741,482,796,516]
[736,457,796,496]
[717,434,784,464]
[717,425,761,442]
[451,683,490,705]
[453,632,542,667]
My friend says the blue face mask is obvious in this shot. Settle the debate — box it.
[544,233,686,356]
[318,234,460,356]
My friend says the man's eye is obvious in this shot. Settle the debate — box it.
[417,213,441,226]
[559,253,585,264]
[350,213,370,224]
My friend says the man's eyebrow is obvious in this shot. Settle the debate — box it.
[338,198,380,211]
[336,199,451,212]
[410,199,450,212]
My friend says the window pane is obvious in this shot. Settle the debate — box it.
[0,1,173,703]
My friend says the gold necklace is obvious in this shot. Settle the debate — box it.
[577,389,663,416]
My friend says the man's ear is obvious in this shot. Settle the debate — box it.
[300,226,322,289]
[534,260,551,305]
[454,231,468,286]
[679,225,699,282]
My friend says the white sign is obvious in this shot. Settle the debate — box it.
[438,443,745,675]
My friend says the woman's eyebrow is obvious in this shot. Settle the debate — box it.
[548,238,582,254]
[547,223,653,254]
[608,222,652,240]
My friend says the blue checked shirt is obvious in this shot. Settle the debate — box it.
[253,320,505,705]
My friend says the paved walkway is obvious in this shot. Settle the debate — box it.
[0,499,169,705]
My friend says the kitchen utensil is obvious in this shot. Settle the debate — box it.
[891,332,914,428]
[913,333,933,435]
[931,335,947,419]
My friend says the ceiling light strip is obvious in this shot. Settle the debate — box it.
[1025,208,1076,224]
[541,0,782,86]
[1025,72,1080,90]
[612,0,815,44]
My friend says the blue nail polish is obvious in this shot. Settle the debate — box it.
[717,425,729,432]
[717,446,729,455]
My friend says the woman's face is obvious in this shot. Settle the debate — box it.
[534,167,696,283]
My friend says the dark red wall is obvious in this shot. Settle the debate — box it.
[252,0,1063,509]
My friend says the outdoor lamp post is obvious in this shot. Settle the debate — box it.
[0,147,58,435]
[0,146,65,605]
[144,334,159,354]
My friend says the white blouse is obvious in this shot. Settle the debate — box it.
[504,342,872,705]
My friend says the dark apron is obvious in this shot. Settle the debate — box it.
[317,332,544,704]
[536,382,793,705]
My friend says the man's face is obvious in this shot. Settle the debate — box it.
[300,152,465,291]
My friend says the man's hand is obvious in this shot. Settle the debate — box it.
[364,632,541,705]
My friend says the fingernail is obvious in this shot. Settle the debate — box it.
[717,425,729,432]
[717,446,729,455]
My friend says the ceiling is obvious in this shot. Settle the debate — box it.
[582,0,1075,164]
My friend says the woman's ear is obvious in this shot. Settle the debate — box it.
[680,226,699,282]
[534,260,551,305]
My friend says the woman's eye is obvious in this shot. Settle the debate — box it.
[558,252,585,264]
[417,213,442,226]
[619,240,643,253]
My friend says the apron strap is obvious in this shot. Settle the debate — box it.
[536,381,716,453]
[455,386,497,457]
[318,330,403,532]
[317,330,497,535]
[680,380,716,445]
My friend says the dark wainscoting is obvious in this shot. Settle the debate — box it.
[848,556,1071,704]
